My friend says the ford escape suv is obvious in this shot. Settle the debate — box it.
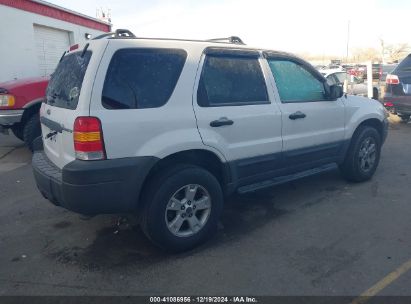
[32,30,388,252]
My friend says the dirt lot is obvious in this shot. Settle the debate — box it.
[0,119,411,297]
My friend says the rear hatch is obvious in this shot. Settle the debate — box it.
[386,55,411,109]
[396,56,411,95]
[41,47,93,169]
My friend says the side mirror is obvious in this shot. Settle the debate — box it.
[328,84,344,100]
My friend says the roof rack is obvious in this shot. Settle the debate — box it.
[93,29,136,40]
[207,36,245,45]
[91,29,245,45]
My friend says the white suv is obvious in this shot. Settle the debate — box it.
[32,30,388,252]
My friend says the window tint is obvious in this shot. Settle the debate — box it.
[102,48,187,109]
[397,55,411,72]
[268,59,326,103]
[197,55,268,106]
[46,51,92,110]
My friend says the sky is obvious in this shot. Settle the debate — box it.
[48,0,411,57]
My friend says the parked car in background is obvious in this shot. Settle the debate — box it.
[0,77,48,150]
[314,65,327,70]
[384,54,411,122]
[380,64,398,82]
[318,66,345,75]
[362,63,382,81]
[322,71,379,100]
[347,65,366,79]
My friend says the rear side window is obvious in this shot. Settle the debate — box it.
[197,55,268,106]
[397,55,411,72]
[46,51,92,110]
[102,48,187,109]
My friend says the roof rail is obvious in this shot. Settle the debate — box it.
[93,29,136,40]
[207,36,245,45]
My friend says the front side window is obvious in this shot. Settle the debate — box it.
[268,59,326,103]
[197,55,268,106]
[102,48,187,109]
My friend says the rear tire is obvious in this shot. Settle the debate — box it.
[23,114,41,151]
[11,124,24,141]
[340,126,381,182]
[372,88,379,100]
[141,164,223,252]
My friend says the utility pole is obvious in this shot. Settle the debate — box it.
[346,20,350,63]
[344,20,350,93]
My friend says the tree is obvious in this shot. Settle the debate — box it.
[385,43,411,63]
[351,48,380,62]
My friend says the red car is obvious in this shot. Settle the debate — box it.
[0,77,48,150]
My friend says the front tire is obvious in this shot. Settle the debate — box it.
[11,124,24,141]
[23,114,41,151]
[340,126,381,182]
[141,165,223,252]
[372,88,379,100]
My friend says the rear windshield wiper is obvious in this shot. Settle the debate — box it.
[59,51,67,63]
[81,43,89,58]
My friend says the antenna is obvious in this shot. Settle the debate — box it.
[96,7,112,23]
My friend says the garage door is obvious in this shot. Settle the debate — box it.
[34,25,71,76]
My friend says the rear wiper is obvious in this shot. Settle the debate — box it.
[59,51,67,63]
[81,43,89,58]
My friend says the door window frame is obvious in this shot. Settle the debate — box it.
[195,47,271,107]
[263,52,331,104]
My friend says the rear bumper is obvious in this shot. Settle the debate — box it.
[0,109,23,126]
[383,95,411,115]
[32,138,158,215]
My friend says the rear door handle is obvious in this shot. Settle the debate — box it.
[210,117,234,127]
[289,111,306,120]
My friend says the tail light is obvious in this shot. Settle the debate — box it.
[0,94,15,107]
[386,74,400,85]
[384,102,394,107]
[69,44,79,51]
[73,117,106,160]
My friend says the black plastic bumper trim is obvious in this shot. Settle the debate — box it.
[32,148,158,215]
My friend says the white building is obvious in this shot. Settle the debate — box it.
[0,0,111,82]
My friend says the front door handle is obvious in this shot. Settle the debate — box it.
[289,111,306,120]
[210,117,234,127]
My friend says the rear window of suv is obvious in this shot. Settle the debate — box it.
[397,55,411,72]
[102,48,187,109]
[46,51,92,110]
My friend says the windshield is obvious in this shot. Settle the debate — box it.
[45,51,92,109]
